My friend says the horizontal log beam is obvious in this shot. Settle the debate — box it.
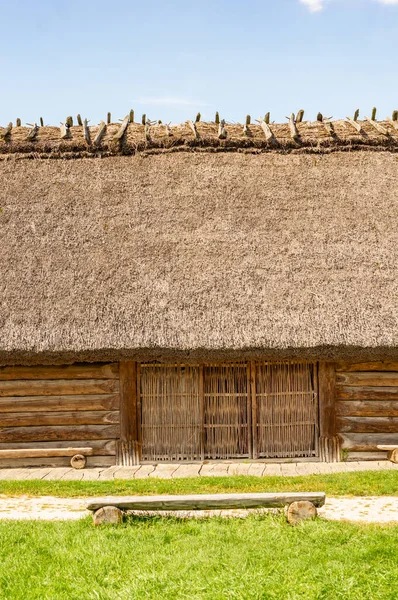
[337,400,398,417]
[336,372,398,387]
[0,379,119,397]
[0,410,120,427]
[336,386,398,401]
[0,424,119,443]
[340,432,398,452]
[0,394,120,413]
[337,416,398,434]
[346,451,385,461]
[335,361,398,372]
[87,492,326,511]
[0,363,119,380]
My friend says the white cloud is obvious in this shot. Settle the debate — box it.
[136,97,208,107]
[300,0,324,11]
[300,0,398,10]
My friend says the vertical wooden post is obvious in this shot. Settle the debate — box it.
[136,362,142,458]
[313,363,319,458]
[199,364,205,461]
[247,363,253,459]
[318,362,340,462]
[117,361,141,466]
[250,361,257,459]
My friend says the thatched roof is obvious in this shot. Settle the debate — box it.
[1,117,398,158]
[1,119,398,364]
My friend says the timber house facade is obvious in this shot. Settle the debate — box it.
[1,112,398,467]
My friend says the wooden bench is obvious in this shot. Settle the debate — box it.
[0,447,94,469]
[377,446,398,463]
[87,492,326,526]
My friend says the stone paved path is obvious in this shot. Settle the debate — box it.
[1,460,397,481]
[1,495,398,523]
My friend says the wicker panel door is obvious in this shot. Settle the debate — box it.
[204,364,249,459]
[140,365,202,461]
[254,362,319,458]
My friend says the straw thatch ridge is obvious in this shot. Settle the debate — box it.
[1,150,397,365]
[1,119,398,158]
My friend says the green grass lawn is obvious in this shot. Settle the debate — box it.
[1,470,398,498]
[1,514,398,600]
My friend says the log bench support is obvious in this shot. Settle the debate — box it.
[377,446,398,463]
[87,492,326,526]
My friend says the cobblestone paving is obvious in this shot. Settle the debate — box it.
[1,461,397,482]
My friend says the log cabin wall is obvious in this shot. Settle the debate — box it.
[0,363,120,468]
[3,358,396,468]
[336,362,398,461]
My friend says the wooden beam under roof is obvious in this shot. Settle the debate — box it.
[83,118,91,145]
[60,123,71,139]
[364,115,388,135]
[1,122,12,139]
[26,123,39,140]
[187,120,199,140]
[114,115,129,141]
[288,113,300,141]
[386,117,398,131]
[259,118,274,141]
[345,117,362,133]
[93,121,106,147]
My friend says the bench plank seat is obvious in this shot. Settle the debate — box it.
[0,447,93,459]
[87,492,326,512]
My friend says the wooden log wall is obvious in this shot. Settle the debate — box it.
[336,362,398,460]
[0,363,120,467]
[4,358,395,467]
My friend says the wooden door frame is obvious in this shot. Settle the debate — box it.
[117,361,142,465]
[119,360,329,464]
[318,361,340,462]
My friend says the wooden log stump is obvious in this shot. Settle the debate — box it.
[93,506,124,526]
[387,449,398,464]
[376,446,398,463]
[70,454,87,469]
[286,501,317,526]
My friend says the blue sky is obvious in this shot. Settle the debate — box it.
[0,0,397,125]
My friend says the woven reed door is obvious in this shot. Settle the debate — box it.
[140,365,202,461]
[204,364,249,459]
[253,362,319,458]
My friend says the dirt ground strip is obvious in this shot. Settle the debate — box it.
[1,496,398,523]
